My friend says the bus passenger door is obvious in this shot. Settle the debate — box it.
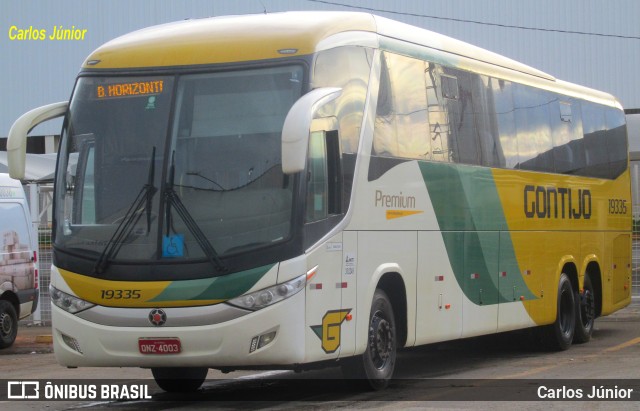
[303,125,354,362]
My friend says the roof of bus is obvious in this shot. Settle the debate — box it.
[83,11,546,74]
[81,11,619,107]
[82,12,378,69]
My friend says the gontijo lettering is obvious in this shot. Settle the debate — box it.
[524,185,592,220]
[97,81,164,99]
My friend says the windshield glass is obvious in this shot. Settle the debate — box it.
[55,76,172,261]
[169,66,301,256]
[55,65,303,263]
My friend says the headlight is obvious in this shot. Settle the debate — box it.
[50,285,95,314]
[227,273,306,311]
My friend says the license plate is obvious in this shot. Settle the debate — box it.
[138,338,181,355]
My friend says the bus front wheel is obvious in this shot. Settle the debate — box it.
[342,289,396,390]
[151,367,208,392]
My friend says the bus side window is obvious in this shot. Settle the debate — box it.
[551,99,586,175]
[313,45,372,211]
[513,85,554,172]
[476,75,504,168]
[71,134,96,224]
[582,102,609,178]
[604,107,628,179]
[373,52,430,160]
[306,129,342,223]
[489,78,518,169]
[306,131,328,222]
[443,70,481,165]
[425,63,451,163]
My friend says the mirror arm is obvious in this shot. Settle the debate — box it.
[7,101,68,179]
[281,87,341,174]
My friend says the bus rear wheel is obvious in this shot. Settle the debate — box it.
[574,275,595,344]
[0,300,18,349]
[542,273,576,351]
[151,367,208,392]
[341,289,396,390]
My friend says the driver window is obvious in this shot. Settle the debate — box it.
[306,131,329,222]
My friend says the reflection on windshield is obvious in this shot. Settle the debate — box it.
[55,66,302,266]
[56,76,172,262]
[170,66,302,256]
[93,147,158,274]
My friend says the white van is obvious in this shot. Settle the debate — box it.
[0,173,39,348]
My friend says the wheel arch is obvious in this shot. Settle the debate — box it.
[584,261,603,318]
[376,272,408,348]
[560,261,579,294]
[0,290,20,317]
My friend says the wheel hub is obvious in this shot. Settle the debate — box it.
[0,312,12,335]
[369,312,393,368]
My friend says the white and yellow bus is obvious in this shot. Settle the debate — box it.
[8,11,631,391]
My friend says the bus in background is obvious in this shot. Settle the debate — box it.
[0,173,39,348]
[7,12,631,390]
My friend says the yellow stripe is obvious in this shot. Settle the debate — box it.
[58,268,223,308]
[603,336,640,353]
[496,336,640,379]
[386,210,424,220]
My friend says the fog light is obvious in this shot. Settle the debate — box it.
[258,331,276,349]
[249,331,277,353]
[61,333,83,354]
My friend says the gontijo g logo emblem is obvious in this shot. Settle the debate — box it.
[310,309,352,353]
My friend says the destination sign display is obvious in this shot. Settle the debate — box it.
[96,80,164,99]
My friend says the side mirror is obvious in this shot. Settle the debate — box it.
[281,87,341,174]
[7,101,68,179]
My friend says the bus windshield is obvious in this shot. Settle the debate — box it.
[55,66,304,266]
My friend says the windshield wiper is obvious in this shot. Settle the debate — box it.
[93,147,157,275]
[185,171,226,191]
[164,152,228,273]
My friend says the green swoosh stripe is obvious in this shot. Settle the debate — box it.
[419,162,536,305]
[149,263,276,303]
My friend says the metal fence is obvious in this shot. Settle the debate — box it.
[633,205,640,298]
[20,226,52,326]
[36,226,53,325]
[21,184,53,326]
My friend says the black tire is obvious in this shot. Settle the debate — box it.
[151,367,208,392]
[341,289,396,390]
[0,300,18,349]
[542,273,576,351]
[574,275,596,344]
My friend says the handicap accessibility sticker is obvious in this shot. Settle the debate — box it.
[162,234,184,258]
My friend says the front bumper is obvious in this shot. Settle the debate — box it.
[52,290,306,368]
